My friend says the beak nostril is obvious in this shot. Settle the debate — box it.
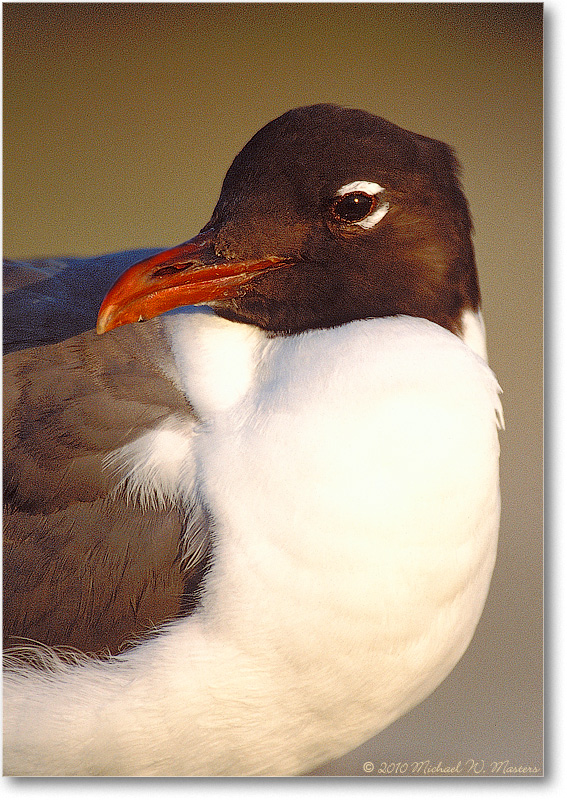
[152,264,191,278]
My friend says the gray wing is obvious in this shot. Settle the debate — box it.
[3,249,161,353]
[3,253,208,655]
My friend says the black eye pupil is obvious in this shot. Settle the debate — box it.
[332,192,375,223]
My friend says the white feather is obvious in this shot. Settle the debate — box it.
[460,307,488,361]
[104,417,196,510]
[3,314,502,776]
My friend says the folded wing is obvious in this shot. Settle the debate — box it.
[3,254,207,655]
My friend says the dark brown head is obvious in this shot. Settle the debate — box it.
[98,104,479,338]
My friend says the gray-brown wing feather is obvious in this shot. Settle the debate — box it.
[3,255,207,655]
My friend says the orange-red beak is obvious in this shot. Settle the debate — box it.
[97,229,284,334]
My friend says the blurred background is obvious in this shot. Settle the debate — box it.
[3,3,543,777]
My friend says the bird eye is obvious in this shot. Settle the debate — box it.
[331,192,376,224]
[330,181,390,229]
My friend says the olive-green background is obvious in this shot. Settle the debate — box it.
[3,3,543,776]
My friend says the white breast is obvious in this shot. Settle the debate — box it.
[3,312,502,776]
[194,315,502,694]
[161,312,502,770]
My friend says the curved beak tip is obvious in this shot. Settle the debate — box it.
[96,301,127,334]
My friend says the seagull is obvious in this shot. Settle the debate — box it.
[3,104,503,776]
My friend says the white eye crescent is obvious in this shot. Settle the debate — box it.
[333,181,389,229]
